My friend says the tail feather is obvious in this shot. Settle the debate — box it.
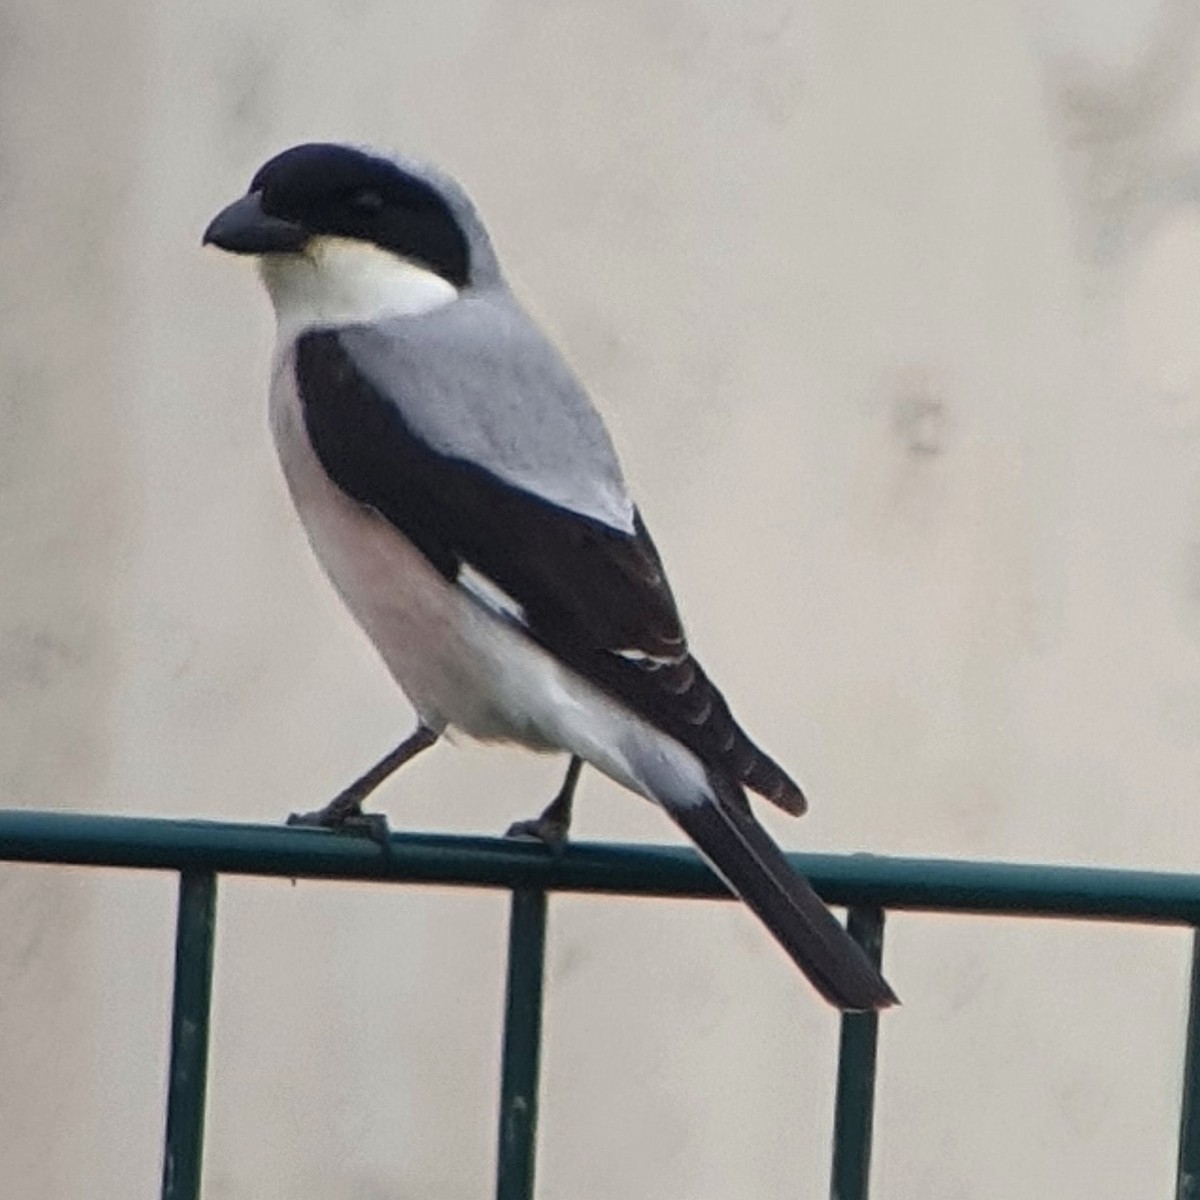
[667,778,898,1011]
[740,742,807,815]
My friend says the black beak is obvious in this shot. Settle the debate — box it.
[202,191,308,255]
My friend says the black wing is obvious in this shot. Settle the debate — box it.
[296,330,804,812]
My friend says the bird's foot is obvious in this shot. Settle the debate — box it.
[505,814,570,855]
[287,800,391,848]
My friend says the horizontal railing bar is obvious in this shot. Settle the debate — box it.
[3,809,1200,923]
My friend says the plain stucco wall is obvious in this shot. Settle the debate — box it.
[5,2,1200,1197]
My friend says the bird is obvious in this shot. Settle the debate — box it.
[203,142,896,1011]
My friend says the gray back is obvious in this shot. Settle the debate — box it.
[339,293,636,532]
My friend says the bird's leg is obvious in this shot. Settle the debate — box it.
[286,724,439,841]
[505,756,583,852]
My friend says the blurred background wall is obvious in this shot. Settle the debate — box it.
[4,1,1200,1196]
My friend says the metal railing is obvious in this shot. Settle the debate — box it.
[1,808,1199,1200]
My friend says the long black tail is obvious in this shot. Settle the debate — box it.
[666,778,897,1011]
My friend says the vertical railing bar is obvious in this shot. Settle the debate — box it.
[829,905,886,1200]
[161,869,218,1200]
[1176,927,1200,1200]
[495,887,549,1200]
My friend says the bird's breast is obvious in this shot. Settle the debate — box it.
[270,353,437,706]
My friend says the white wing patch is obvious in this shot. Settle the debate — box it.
[456,562,527,626]
[612,647,687,668]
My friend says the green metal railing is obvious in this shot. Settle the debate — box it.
[2,809,1200,1199]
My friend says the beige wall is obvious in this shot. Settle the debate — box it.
[4,1,1200,1196]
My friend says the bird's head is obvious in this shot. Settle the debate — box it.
[203,143,498,334]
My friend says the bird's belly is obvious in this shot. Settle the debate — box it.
[270,371,509,738]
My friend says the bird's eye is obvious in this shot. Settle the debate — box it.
[350,189,385,214]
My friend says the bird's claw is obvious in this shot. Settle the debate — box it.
[505,816,570,855]
[287,805,392,850]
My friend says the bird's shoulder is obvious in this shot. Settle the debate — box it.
[302,296,635,532]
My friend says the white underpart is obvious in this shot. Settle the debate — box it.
[456,563,527,626]
[259,236,458,341]
[267,342,713,812]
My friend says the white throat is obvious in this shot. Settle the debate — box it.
[259,236,459,341]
